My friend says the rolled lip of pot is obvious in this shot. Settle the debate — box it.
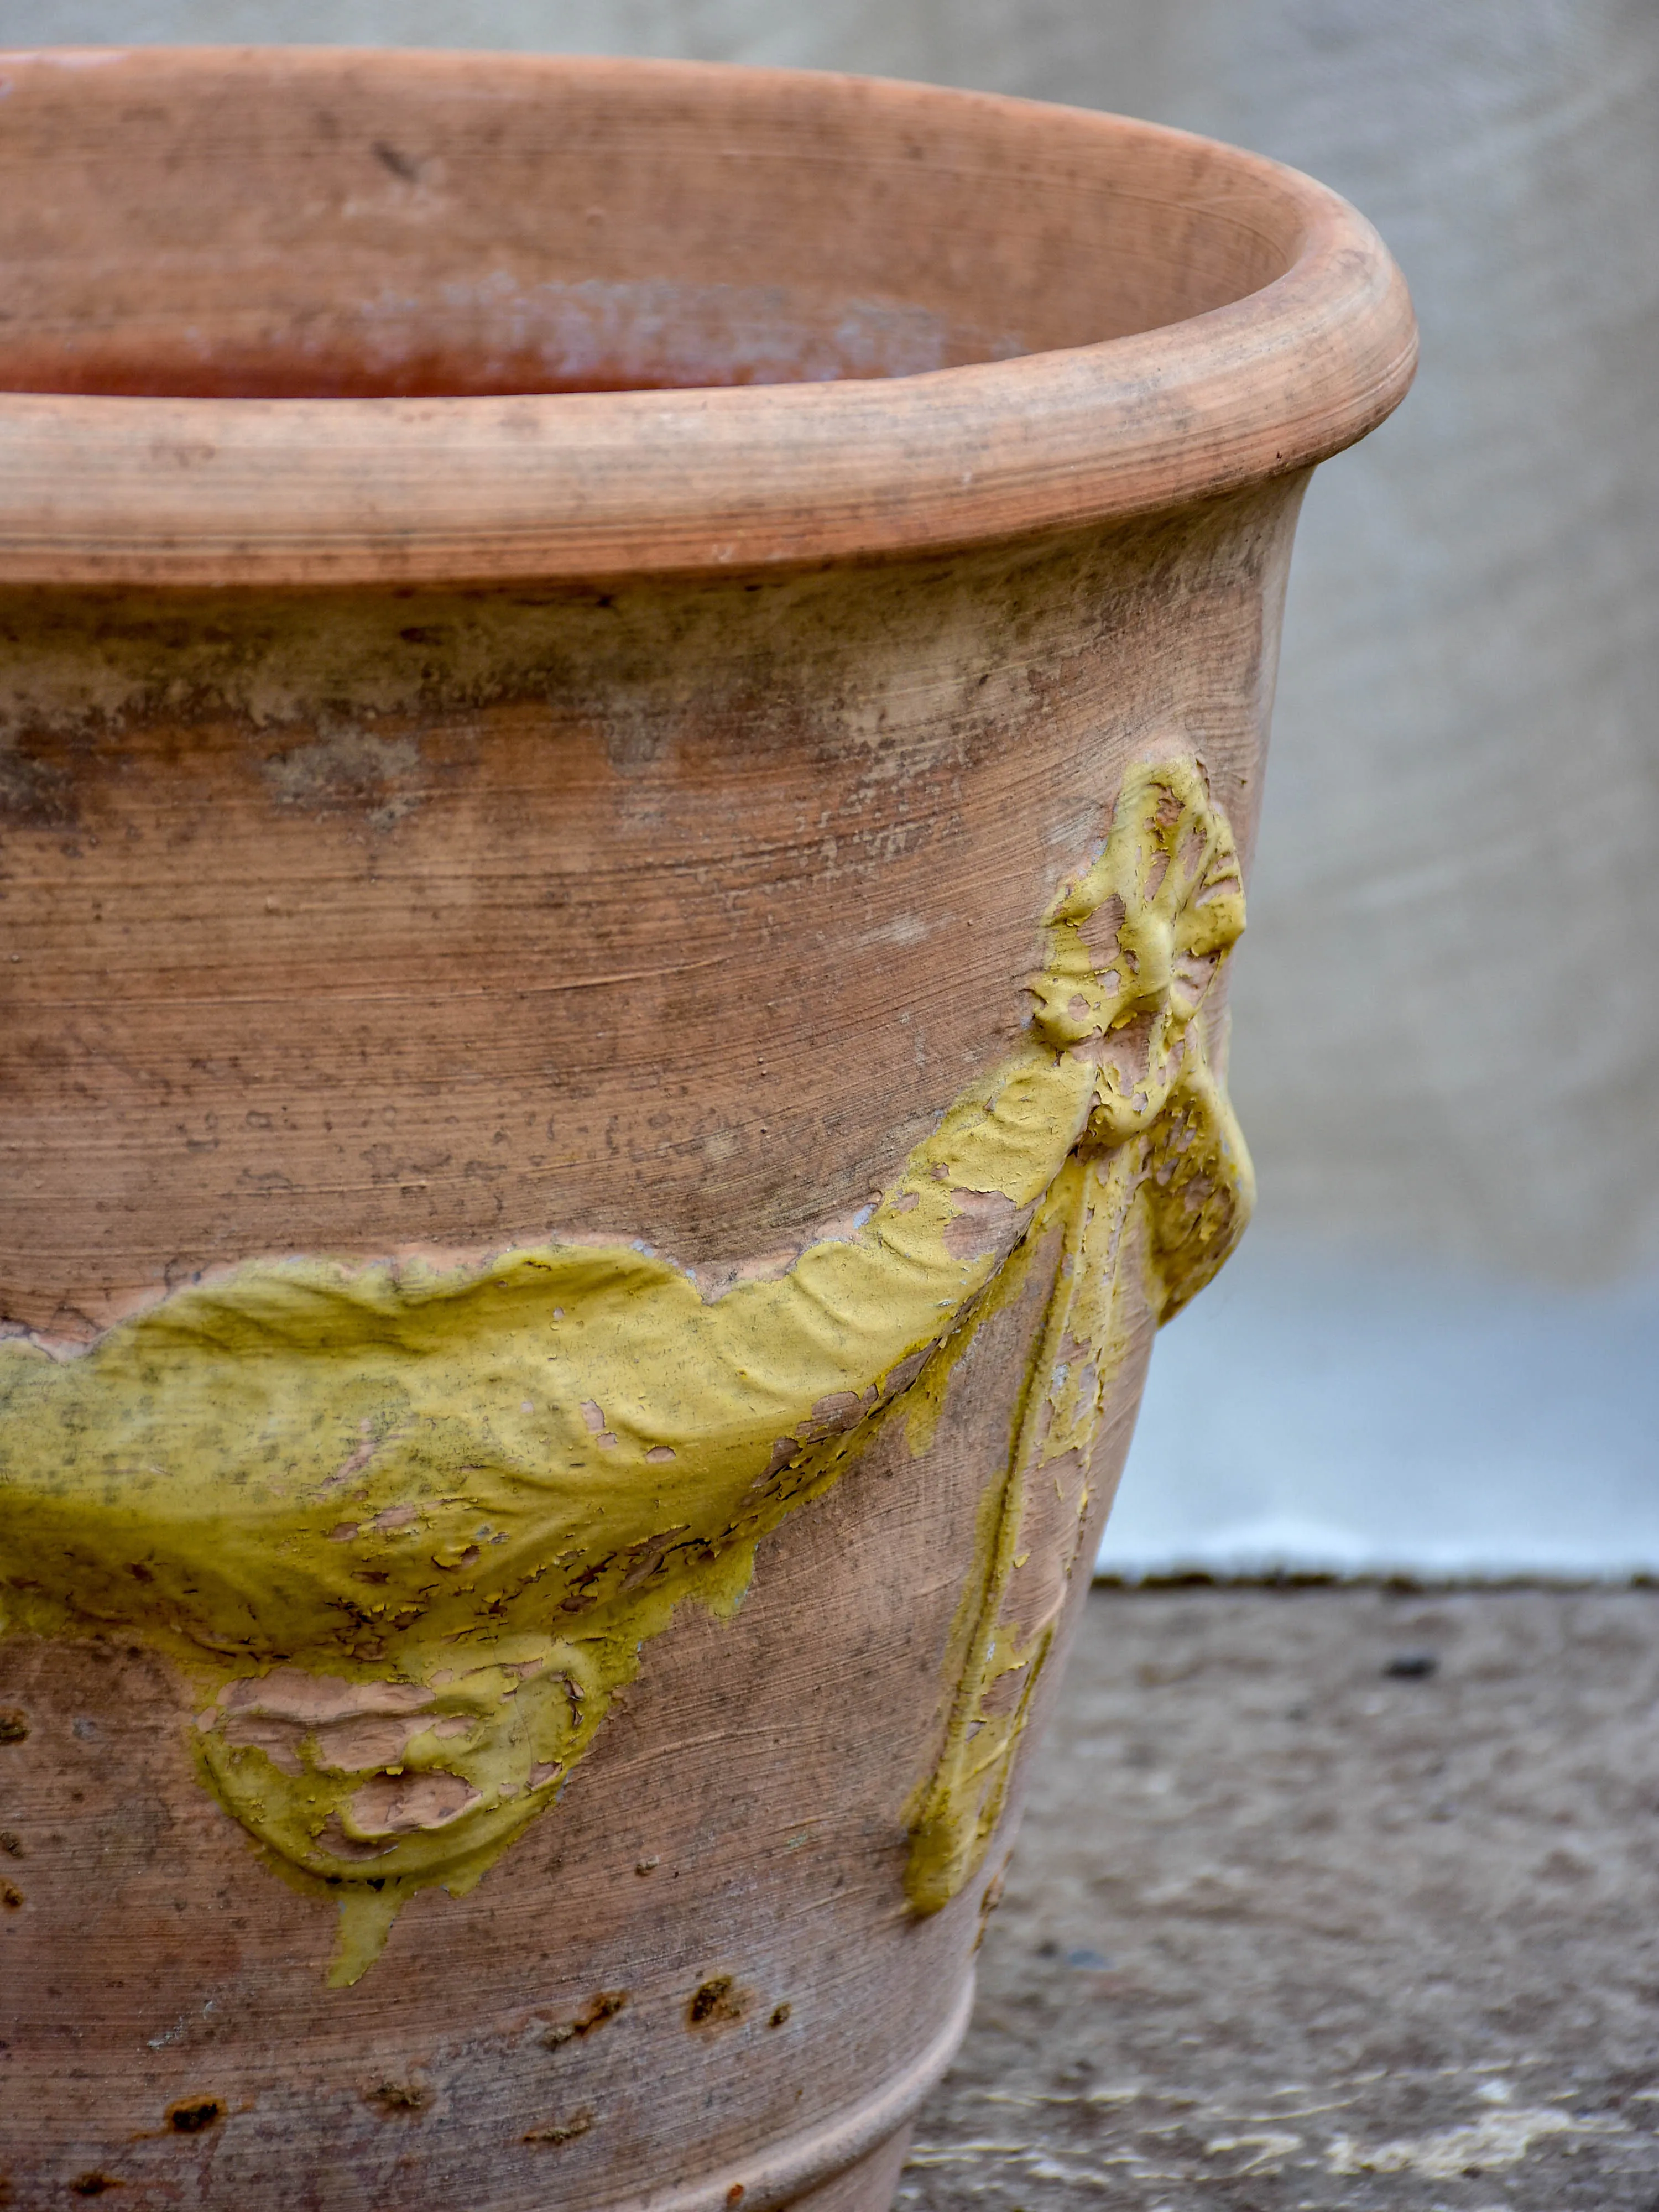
[0,51,1416,588]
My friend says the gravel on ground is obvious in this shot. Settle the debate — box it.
[901,1584,1659,2211]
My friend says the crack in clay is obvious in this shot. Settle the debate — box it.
[0,756,1249,1983]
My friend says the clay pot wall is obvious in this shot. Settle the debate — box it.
[0,50,1412,2210]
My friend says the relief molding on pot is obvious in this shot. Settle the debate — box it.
[0,754,1250,1984]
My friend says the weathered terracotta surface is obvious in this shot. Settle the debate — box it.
[0,48,1413,2210]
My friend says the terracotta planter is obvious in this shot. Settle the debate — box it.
[0,49,1413,2210]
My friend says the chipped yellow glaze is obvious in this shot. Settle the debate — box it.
[0,755,1250,1979]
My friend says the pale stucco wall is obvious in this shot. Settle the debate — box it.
[8,0,1657,1285]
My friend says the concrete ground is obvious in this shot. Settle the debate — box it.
[901,1585,1659,2211]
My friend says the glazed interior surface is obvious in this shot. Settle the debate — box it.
[0,50,1301,398]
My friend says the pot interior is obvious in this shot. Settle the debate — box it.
[0,51,1298,399]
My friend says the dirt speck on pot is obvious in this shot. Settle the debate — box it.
[688,1976,749,2029]
[522,2110,592,2149]
[164,2097,223,2135]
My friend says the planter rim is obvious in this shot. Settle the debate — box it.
[0,47,1417,587]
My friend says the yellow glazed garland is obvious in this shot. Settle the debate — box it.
[0,757,1251,1981]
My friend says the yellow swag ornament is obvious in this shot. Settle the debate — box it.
[0,755,1250,1981]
